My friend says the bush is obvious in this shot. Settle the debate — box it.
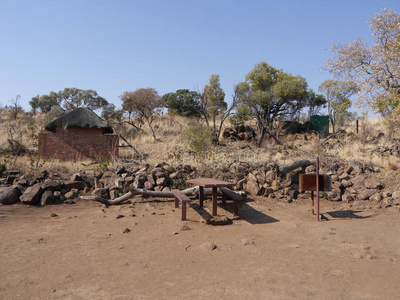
[182,125,214,157]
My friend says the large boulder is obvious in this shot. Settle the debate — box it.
[0,185,22,204]
[20,184,44,205]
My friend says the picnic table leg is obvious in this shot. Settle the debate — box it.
[199,186,204,207]
[311,191,314,215]
[212,187,218,216]
[174,196,179,208]
[233,200,239,217]
[182,202,187,220]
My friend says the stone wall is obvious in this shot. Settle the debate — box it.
[38,127,119,160]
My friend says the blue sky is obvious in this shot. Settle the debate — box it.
[1,0,400,113]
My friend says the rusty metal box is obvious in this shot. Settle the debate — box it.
[299,174,332,192]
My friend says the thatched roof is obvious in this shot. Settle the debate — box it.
[45,107,114,134]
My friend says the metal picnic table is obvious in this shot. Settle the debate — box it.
[186,178,236,216]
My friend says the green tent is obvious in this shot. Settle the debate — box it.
[310,115,329,133]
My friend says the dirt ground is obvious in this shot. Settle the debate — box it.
[1,195,399,300]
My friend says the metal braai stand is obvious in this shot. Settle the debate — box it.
[299,156,332,221]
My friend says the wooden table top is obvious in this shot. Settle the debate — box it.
[186,178,236,188]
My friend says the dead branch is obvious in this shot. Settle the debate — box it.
[119,134,145,160]
[322,129,346,145]
[279,159,313,177]
[79,186,245,206]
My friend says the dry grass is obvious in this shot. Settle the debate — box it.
[1,110,400,176]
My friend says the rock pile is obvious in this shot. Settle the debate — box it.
[1,159,399,210]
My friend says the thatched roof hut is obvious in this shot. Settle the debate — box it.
[45,107,113,134]
[39,107,118,160]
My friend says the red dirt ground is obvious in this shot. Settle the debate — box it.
[1,196,399,299]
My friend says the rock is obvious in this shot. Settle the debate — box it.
[156,177,168,186]
[341,180,353,188]
[20,184,44,205]
[124,176,134,185]
[41,180,63,191]
[241,239,255,246]
[40,190,54,206]
[392,191,400,199]
[369,193,382,202]
[115,165,126,175]
[99,171,120,188]
[339,173,350,181]
[344,165,354,174]
[0,185,22,204]
[342,193,354,203]
[265,170,276,182]
[70,173,82,181]
[200,242,217,251]
[357,189,377,201]
[205,215,231,225]
[91,188,109,199]
[305,165,316,173]
[147,174,156,185]
[246,178,261,195]
[65,190,79,199]
[325,190,341,201]
[63,181,85,190]
[144,181,155,190]
[35,170,49,182]
[365,180,383,190]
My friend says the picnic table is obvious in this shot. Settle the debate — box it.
[186,178,236,216]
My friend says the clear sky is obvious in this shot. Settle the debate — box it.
[1,0,400,112]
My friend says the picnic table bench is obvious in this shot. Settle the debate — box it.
[172,189,191,220]
[219,187,244,216]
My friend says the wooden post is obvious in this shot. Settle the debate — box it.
[356,120,359,134]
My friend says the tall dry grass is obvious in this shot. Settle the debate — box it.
[1,109,399,176]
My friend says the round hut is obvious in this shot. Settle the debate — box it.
[38,107,119,160]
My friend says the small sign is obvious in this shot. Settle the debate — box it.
[299,174,332,192]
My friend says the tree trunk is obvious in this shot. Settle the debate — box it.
[79,187,245,206]
[279,159,313,177]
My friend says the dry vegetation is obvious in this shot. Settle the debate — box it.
[1,109,399,177]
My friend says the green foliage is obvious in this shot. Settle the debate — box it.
[32,88,109,113]
[28,152,46,172]
[166,146,183,165]
[306,89,327,117]
[230,106,252,126]
[237,61,309,145]
[182,125,214,159]
[318,80,358,131]
[170,175,189,190]
[96,155,111,173]
[161,89,201,117]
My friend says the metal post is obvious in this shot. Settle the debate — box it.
[199,186,204,207]
[316,156,320,221]
[356,120,359,135]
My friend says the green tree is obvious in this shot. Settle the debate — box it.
[161,89,201,117]
[199,74,240,143]
[238,62,309,146]
[330,98,356,127]
[305,89,327,117]
[326,8,400,118]
[120,88,162,141]
[58,88,108,111]
[318,80,357,132]
[33,88,109,113]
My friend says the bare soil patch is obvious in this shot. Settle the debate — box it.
[1,197,399,299]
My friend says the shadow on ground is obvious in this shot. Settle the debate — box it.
[324,210,377,220]
[189,200,279,225]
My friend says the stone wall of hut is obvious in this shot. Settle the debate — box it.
[38,127,119,160]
